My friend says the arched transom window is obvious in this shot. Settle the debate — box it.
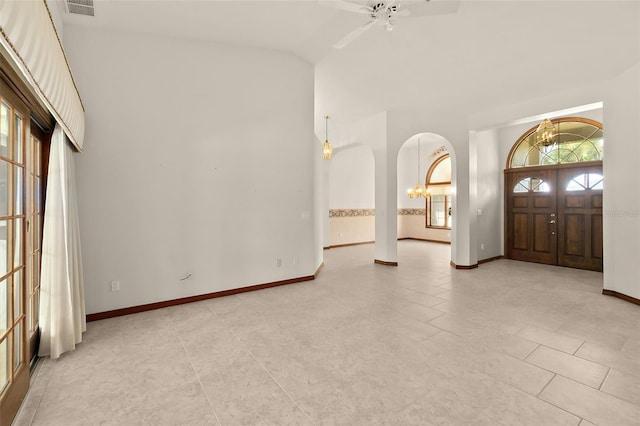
[508,117,603,168]
[426,154,452,229]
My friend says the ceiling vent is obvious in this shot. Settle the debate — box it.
[66,0,94,17]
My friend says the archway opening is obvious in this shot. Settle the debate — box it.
[397,133,456,264]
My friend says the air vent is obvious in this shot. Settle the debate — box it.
[66,0,94,16]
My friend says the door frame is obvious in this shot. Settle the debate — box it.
[0,54,53,426]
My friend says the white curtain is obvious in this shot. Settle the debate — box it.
[38,124,86,359]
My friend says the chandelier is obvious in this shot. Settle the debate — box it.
[536,118,557,147]
[408,138,428,199]
[323,115,333,160]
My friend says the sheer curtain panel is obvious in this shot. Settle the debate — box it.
[38,124,85,359]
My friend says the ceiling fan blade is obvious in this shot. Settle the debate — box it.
[318,0,372,15]
[333,19,377,49]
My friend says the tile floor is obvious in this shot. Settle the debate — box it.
[12,241,640,425]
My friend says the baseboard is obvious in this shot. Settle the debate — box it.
[478,255,504,265]
[314,262,324,278]
[602,289,640,306]
[328,238,451,248]
[450,260,479,270]
[398,237,451,245]
[374,259,398,266]
[328,241,374,249]
[86,274,315,322]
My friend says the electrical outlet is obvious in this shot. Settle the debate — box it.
[480,243,485,250]
[276,258,282,267]
[110,281,120,292]
[293,256,298,265]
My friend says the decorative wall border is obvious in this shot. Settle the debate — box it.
[398,208,426,216]
[329,209,375,217]
[329,209,429,217]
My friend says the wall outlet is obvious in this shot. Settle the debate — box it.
[110,280,120,292]
[293,256,298,265]
[276,258,282,267]
[480,243,485,250]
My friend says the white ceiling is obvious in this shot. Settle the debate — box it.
[59,0,640,120]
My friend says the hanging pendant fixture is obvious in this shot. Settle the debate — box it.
[536,118,557,147]
[323,115,333,160]
[408,138,428,199]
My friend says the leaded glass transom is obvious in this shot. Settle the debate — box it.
[509,118,603,168]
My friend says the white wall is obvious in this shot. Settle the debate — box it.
[46,0,64,40]
[64,26,315,314]
[472,129,501,260]
[329,145,374,208]
[602,63,640,300]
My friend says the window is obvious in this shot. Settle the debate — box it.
[426,154,452,229]
[508,118,603,168]
[514,177,551,193]
[566,173,603,191]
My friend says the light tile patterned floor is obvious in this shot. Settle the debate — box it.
[13,241,640,425]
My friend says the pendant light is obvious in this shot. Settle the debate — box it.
[408,138,428,199]
[536,118,557,147]
[323,115,333,160]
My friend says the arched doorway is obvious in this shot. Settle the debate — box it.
[505,117,603,271]
[397,133,455,261]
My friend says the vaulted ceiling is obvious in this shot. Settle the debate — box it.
[59,0,640,120]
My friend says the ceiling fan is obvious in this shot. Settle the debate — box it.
[322,0,455,49]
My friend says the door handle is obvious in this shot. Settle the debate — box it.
[549,220,556,224]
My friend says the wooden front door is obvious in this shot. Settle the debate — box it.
[505,163,603,272]
[557,165,603,271]
[506,168,557,265]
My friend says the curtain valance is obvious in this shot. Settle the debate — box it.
[0,0,84,150]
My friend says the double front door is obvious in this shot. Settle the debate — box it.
[505,163,603,272]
